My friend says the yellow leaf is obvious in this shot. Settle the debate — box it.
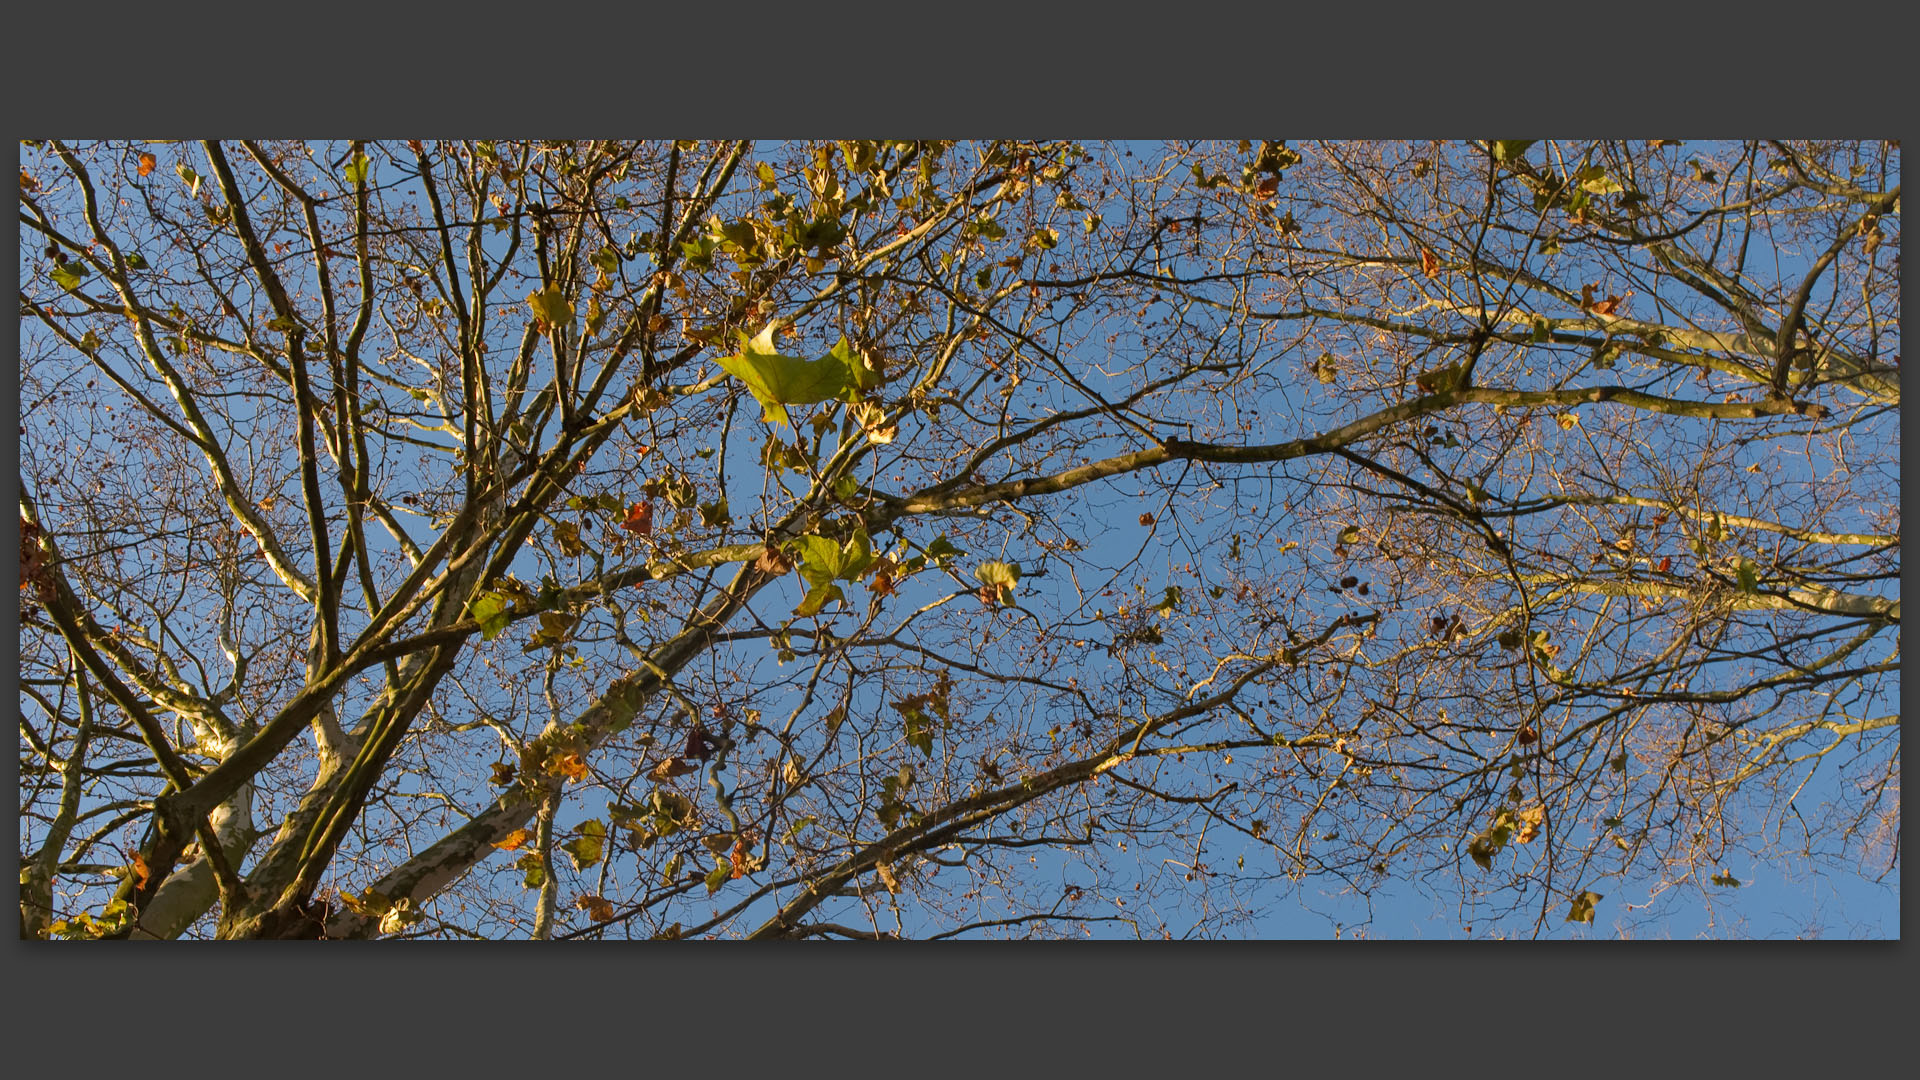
[526,287,572,333]
[492,828,534,852]
[1515,805,1545,844]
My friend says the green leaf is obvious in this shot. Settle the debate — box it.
[704,858,730,895]
[923,534,965,564]
[175,162,202,198]
[1489,140,1537,164]
[516,853,546,889]
[974,560,1021,604]
[1580,172,1623,195]
[50,262,87,292]
[1337,526,1361,545]
[1150,585,1182,617]
[714,326,862,427]
[468,592,511,640]
[1735,560,1758,594]
[793,582,844,617]
[342,153,372,186]
[794,528,875,589]
[561,819,606,871]
[1709,869,1742,888]
[1566,890,1602,924]
[831,336,882,393]
[662,852,684,886]
[123,252,149,270]
[554,520,584,557]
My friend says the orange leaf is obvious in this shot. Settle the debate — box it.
[137,153,157,178]
[1580,283,1596,311]
[1420,248,1440,277]
[1590,291,1630,317]
[555,753,590,782]
[129,851,151,891]
[621,501,654,536]
[576,893,615,921]
[1657,556,1672,573]
[1254,175,1279,200]
[730,838,750,880]
[493,828,534,852]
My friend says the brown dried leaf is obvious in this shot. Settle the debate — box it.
[754,543,793,575]
[651,757,699,780]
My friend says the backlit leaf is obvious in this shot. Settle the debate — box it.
[527,287,572,333]
[1490,140,1536,163]
[516,853,545,889]
[1566,890,1602,924]
[468,592,511,640]
[493,827,533,852]
[794,582,844,617]
[974,561,1020,605]
[622,501,654,536]
[50,262,87,292]
[714,326,864,427]
[561,819,606,871]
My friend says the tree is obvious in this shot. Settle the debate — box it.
[18,139,1898,940]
